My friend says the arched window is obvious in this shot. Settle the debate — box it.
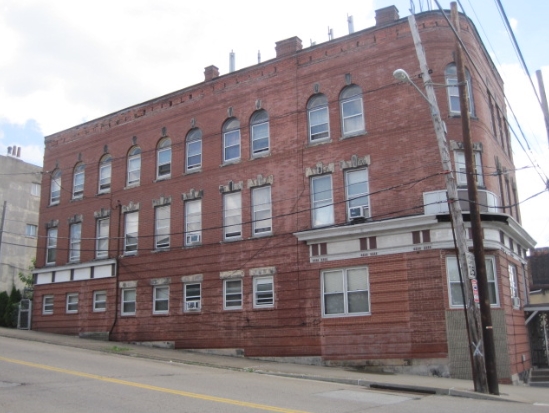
[72,162,85,199]
[186,128,202,171]
[127,146,141,186]
[50,169,61,205]
[250,110,269,156]
[340,85,365,136]
[445,63,475,116]
[157,137,172,178]
[98,154,112,193]
[223,118,241,163]
[307,94,329,142]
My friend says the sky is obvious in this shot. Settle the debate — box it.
[1,0,548,248]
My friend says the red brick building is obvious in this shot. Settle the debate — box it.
[32,6,535,383]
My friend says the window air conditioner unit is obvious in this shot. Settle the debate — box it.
[512,297,520,308]
[186,233,201,244]
[186,301,201,311]
[349,206,369,220]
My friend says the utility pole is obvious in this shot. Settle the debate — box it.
[451,3,499,395]
[535,69,549,147]
[407,13,489,393]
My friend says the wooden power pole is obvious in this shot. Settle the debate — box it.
[407,12,489,393]
[451,2,499,395]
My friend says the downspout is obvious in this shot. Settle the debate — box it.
[109,200,122,338]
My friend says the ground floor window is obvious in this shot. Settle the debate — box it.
[153,286,169,314]
[121,288,136,315]
[66,293,78,313]
[321,267,370,317]
[224,279,242,310]
[93,291,107,312]
[184,283,201,312]
[43,295,54,314]
[253,276,274,308]
[446,256,499,307]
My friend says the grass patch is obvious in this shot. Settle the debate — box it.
[106,345,131,353]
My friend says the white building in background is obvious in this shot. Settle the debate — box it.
[0,148,42,292]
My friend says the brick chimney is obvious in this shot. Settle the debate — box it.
[275,37,303,58]
[375,6,399,27]
[204,65,219,81]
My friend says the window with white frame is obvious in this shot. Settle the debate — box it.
[252,186,272,236]
[25,224,37,238]
[72,163,85,199]
[186,128,202,171]
[46,227,58,265]
[509,264,520,308]
[185,200,202,246]
[157,138,172,179]
[121,288,136,315]
[345,168,369,220]
[69,222,82,263]
[454,151,484,187]
[155,205,170,249]
[127,146,141,186]
[96,218,109,259]
[224,192,242,240]
[50,170,61,205]
[31,183,40,197]
[98,154,112,193]
[311,175,334,227]
[251,110,270,156]
[340,85,365,136]
[153,285,169,314]
[43,295,54,314]
[93,291,107,312]
[307,94,330,142]
[445,63,475,116]
[253,276,274,308]
[322,267,370,317]
[184,283,201,312]
[447,256,499,307]
[224,279,243,309]
[223,118,241,163]
[66,293,78,313]
[124,211,138,254]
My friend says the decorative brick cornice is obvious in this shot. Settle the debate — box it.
[182,189,204,201]
[181,274,203,283]
[46,219,59,229]
[247,174,274,188]
[340,154,371,170]
[305,162,335,177]
[94,208,111,219]
[219,180,244,193]
[122,201,139,213]
[150,277,171,286]
[152,196,172,207]
[449,140,483,152]
[68,214,83,224]
[219,270,244,279]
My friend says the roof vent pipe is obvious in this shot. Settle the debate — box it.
[229,50,235,72]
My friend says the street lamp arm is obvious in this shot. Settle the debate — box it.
[393,68,431,105]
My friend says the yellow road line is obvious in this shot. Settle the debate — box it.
[0,356,311,413]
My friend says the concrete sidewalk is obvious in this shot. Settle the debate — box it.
[1,327,548,406]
